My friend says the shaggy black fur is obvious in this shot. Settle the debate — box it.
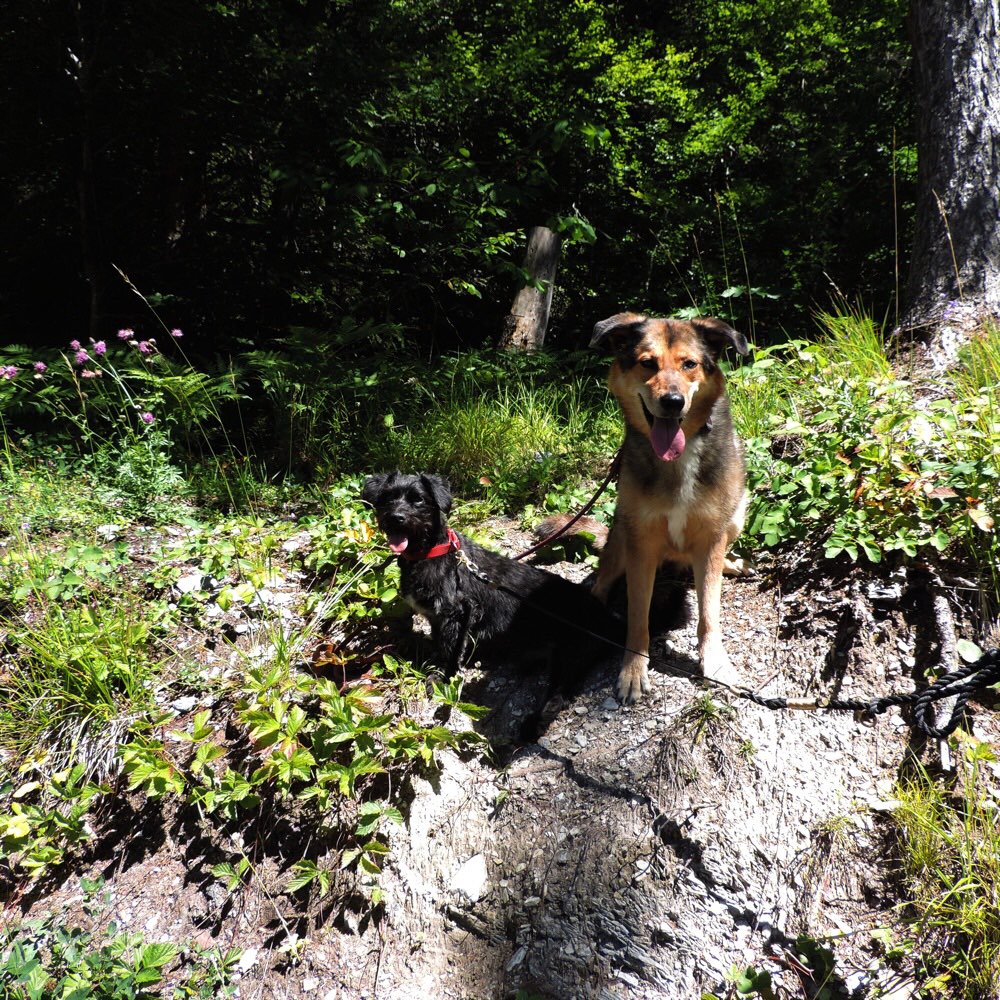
[361,471,623,686]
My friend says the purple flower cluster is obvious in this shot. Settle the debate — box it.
[1,329,188,428]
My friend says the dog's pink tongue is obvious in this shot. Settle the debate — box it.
[387,534,409,554]
[650,418,686,461]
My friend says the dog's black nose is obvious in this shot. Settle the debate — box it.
[659,392,685,415]
[385,512,406,529]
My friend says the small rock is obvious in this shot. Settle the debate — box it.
[171,695,198,713]
[523,896,542,908]
[505,945,528,970]
[302,976,320,992]
[574,705,588,715]
[450,854,488,903]
[237,948,259,973]
[175,573,205,595]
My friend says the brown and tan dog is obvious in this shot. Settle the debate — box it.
[589,312,749,702]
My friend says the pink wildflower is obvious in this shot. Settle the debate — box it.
[69,339,81,351]
[1,365,18,380]
[117,328,134,340]
[81,369,100,378]
[93,340,107,355]
[170,328,183,338]
[33,361,47,372]
[137,341,153,355]
[140,411,155,424]
[75,349,89,365]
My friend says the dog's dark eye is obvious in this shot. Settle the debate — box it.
[639,358,658,371]
[681,359,698,371]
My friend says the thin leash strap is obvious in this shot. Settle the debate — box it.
[512,448,622,561]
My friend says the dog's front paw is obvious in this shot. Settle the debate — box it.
[700,639,743,688]
[616,653,650,703]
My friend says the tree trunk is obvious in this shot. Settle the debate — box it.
[498,226,561,351]
[900,0,1000,335]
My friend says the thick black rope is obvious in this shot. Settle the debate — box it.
[454,555,1000,739]
[741,647,1000,738]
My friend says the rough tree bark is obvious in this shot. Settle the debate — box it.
[498,226,561,351]
[900,0,1000,335]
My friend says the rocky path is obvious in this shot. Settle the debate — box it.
[371,555,933,999]
[16,524,997,1000]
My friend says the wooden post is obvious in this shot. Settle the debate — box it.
[498,226,562,351]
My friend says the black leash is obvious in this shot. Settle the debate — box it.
[454,552,1000,739]
[512,449,622,561]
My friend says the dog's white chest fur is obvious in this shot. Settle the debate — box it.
[664,442,702,550]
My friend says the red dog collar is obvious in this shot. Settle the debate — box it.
[401,527,461,562]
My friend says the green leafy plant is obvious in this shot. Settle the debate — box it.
[5,538,132,603]
[0,884,239,1000]
[893,735,1000,996]
[729,311,999,588]
[677,693,735,745]
[212,856,251,893]
[286,858,335,897]
[0,765,107,880]
[725,964,775,999]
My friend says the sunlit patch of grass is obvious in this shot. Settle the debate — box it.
[893,736,1000,998]
[365,378,620,506]
[953,321,1000,461]
[0,463,113,538]
[0,599,167,778]
[727,342,803,440]
[814,302,895,386]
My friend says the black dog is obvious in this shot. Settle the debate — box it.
[361,472,622,688]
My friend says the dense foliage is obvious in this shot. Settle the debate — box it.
[3,0,912,352]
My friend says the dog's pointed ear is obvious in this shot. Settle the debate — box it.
[590,312,646,353]
[421,474,452,515]
[690,317,749,359]
[361,473,389,507]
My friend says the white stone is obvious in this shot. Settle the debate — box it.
[175,573,204,594]
[237,948,259,972]
[449,853,488,903]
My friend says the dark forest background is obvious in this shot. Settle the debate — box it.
[2,0,913,356]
